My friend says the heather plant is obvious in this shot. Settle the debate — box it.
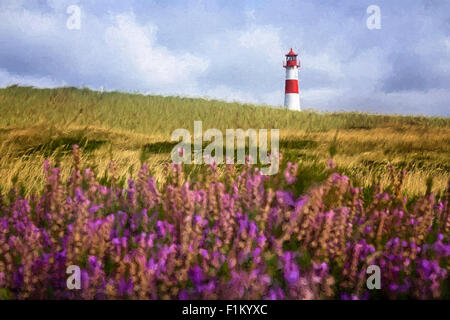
[0,145,448,300]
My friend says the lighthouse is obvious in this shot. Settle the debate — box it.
[283,48,301,111]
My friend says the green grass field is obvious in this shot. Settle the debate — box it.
[0,85,449,199]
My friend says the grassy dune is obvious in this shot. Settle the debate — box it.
[0,85,449,198]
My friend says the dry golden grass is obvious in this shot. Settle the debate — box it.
[0,86,448,199]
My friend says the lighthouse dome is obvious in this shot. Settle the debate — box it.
[285,48,297,56]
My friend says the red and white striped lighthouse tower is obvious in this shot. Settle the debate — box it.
[283,48,301,111]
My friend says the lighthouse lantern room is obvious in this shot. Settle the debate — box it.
[283,48,301,111]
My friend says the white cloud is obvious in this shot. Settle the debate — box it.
[302,53,343,77]
[0,5,208,95]
[0,68,66,88]
[238,25,284,62]
[302,88,344,109]
[103,13,209,91]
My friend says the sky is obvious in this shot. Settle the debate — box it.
[0,0,449,116]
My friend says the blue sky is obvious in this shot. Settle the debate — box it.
[0,0,449,116]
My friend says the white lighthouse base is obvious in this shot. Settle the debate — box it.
[284,93,301,111]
